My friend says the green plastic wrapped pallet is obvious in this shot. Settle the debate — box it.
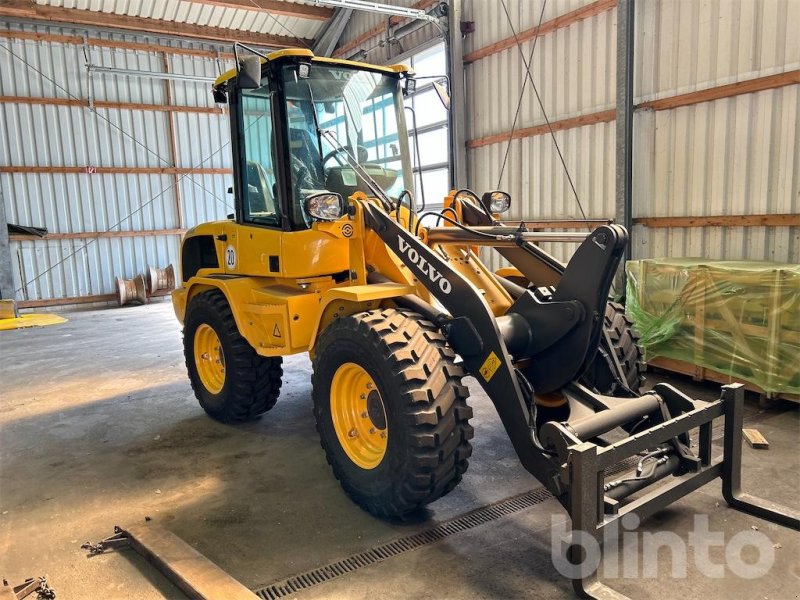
[626,258,800,395]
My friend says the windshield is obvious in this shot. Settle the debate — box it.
[282,63,413,227]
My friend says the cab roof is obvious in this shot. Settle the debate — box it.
[213,48,411,90]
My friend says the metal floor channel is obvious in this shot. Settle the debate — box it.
[254,488,553,600]
[254,457,640,600]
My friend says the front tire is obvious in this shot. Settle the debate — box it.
[312,309,473,518]
[184,290,282,422]
[582,301,644,395]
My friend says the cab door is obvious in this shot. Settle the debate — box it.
[227,85,283,276]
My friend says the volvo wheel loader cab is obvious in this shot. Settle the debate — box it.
[174,46,798,599]
[175,47,473,514]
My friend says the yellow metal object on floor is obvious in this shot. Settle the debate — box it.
[330,362,388,470]
[0,313,67,331]
[0,299,18,319]
[194,323,226,394]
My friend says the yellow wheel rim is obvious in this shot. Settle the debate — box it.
[194,323,226,394]
[330,362,388,470]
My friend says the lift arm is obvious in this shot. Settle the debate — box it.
[362,201,559,482]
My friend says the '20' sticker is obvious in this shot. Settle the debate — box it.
[225,244,236,269]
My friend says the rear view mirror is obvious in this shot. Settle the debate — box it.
[238,56,262,89]
[433,79,450,110]
[213,88,227,104]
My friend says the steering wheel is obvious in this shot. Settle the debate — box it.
[322,147,347,168]
[322,145,369,169]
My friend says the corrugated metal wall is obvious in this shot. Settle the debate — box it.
[0,22,235,304]
[3,1,797,304]
[336,0,799,270]
[465,0,617,267]
[633,0,800,263]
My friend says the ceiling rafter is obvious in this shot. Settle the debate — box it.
[1,0,313,48]
[189,0,333,21]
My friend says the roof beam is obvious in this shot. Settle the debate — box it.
[1,30,236,60]
[190,0,333,21]
[333,0,438,57]
[1,0,311,49]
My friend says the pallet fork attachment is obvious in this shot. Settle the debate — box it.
[551,384,799,599]
[362,201,799,598]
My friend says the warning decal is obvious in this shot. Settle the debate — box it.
[272,323,281,338]
[479,351,502,382]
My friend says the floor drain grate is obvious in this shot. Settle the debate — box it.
[254,457,639,600]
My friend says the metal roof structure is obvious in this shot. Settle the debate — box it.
[3,0,337,48]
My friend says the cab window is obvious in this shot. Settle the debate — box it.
[281,64,412,230]
[241,88,281,227]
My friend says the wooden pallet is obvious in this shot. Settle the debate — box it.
[647,356,800,403]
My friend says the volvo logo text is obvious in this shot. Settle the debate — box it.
[398,236,452,295]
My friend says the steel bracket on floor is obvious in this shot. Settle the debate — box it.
[81,526,129,555]
[82,523,258,600]
[1,576,55,600]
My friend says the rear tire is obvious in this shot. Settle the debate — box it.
[312,308,473,518]
[184,290,282,422]
[582,302,644,394]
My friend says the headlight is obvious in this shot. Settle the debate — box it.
[304,192,346,221]
[481,190,511,214]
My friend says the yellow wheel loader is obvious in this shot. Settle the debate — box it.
[173,46,798,598]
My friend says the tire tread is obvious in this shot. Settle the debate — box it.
[312,308,473,518]
[184,290,282,422]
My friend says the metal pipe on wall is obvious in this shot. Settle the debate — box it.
[614,0,635,290]
[446,0,467,189]
[86,64,216,83]
[313,0,441,23]
[343,4,446,63]
[0,188,14,299]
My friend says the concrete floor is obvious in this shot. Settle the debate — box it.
[1,302,798,599]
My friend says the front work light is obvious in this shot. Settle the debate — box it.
[305,192,346,221]
[481,190,511,214]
